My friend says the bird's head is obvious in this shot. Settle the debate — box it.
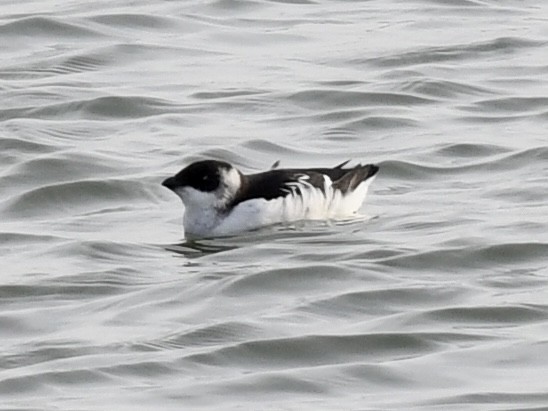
[162,160,241,210]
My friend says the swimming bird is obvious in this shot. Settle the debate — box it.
[162,160,379,239]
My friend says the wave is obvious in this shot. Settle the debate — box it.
[374,242,548,270]
[0,95,179,121]
[361,37,546,68]
[379,146,548,180]
[0,16,104,39]
[1,179,157,219]
[287,90,436,110]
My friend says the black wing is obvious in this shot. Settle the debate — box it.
[232,163,378,206]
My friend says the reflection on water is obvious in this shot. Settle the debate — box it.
[166,239,240,257]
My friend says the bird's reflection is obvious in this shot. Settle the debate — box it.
[165,239,239,258]
[163,217,373,259]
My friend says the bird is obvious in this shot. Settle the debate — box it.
[162,159,379,239]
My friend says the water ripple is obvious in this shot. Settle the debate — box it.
[287,89,436,110]
[0,16,105,39]
[1,180,156,219]
[2,0,548,409]
[364,37,546,68]
[0,95,178,121]
[186,333,438,369]
[377,242,548,271]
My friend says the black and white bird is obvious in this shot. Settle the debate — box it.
[162,160,379,239]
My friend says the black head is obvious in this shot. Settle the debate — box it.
[162,160,232,193]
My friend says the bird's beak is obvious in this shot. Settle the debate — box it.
[162,177,177,191]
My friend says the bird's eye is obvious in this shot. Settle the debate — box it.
[203,175,209,181]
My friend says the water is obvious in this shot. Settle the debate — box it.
[1,0,548,409]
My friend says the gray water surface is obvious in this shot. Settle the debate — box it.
[1,1,548,410]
